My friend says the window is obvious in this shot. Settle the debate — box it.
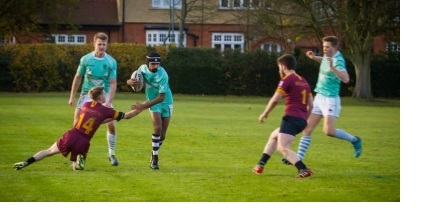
[243,0,260,8]
[219,0,229,9]
[311,1,335,20]
[77,36,85,43]
[146,30,186,47]
[260,42,283,53]
[212,33,244,52]
[152,0,181,9]
[57,35,66,43]
[233,0,241,7]
[0,36,15,44]
[67,35,75,43]
[220,0,228,8]
[219,0,266,9]
[386,42,400,52]
[51,34,86,44]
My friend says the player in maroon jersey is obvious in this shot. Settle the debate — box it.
[13,86,144,171]
[252,54,314,178]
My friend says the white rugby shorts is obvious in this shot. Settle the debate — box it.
[311,93,341,117]
[77,93,113,109]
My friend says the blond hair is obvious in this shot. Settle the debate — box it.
[94,32,108,42]
[88,86,105,101]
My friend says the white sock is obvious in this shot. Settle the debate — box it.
[107,132,116,156]
[335,129,357,143]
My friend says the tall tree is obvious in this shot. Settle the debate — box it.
[0,0,79,43]
[236,0,399,99]
[173,0,217,47]
[313,0,400,99]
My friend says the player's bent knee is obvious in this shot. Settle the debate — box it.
[323,128,335,137]
[277,146,290,156]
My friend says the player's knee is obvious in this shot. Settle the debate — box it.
[302,128,312,135]
[269,131,278,139]
[322,128,335,137]
[153,127,162,134]
[277,146,289,156]
[107,123,116,133]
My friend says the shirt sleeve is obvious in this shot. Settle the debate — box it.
[109,58,117,79]
[77,55,87,75]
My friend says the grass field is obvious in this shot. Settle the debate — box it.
[0,92,400,202]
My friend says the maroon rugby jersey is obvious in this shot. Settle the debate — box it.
[73,101,124,141]
[275,72,312,120]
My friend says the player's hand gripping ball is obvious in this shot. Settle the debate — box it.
[130,70,144,92]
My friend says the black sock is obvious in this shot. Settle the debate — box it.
[26,157,36,165]
[294,160,307,171]
[258,153,271,166]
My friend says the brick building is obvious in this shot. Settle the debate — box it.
[6,0,394,54]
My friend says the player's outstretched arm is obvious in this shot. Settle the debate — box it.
[306,51,322,63]
[102,108,143,123]
[123,108,143,119]
[131,94,165,111]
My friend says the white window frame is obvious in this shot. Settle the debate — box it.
[212,33,244,52]
[146,30,186,47]
[152,0,182,9]
[386,41,400,52]
[219,0,229,8]
[219,0,266,9]
[259,42,283,53]
[51,34,86,45]
[0,36,16,45]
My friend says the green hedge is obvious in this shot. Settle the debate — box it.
[0,44,399,98]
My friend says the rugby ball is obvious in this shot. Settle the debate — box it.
[130,70,144,92]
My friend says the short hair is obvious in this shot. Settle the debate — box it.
[94,32,108,42]
[88,86,105,101]
[146,51,161,64]
[322,36,339,48]
[277,54,297,70]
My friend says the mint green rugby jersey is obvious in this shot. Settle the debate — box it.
[138,65,173,105]
[315,51,346,97]
[77,52,117,94]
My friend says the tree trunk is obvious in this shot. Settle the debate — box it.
[351,52,373,100]
[179,0,187,47]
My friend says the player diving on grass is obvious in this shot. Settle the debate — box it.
[13,86,144,171]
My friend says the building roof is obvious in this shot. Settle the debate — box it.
[74,0,120,25]
[39,0,120,26]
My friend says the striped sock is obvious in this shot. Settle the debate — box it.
[151,134,160,159]
[297,136,311,160]
[107,132,116,156]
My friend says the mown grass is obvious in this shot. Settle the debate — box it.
[0,93,400,202]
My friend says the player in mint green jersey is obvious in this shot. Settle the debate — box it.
[285,36,362,163]
[127,52,174,170]
[68,32,120,166]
